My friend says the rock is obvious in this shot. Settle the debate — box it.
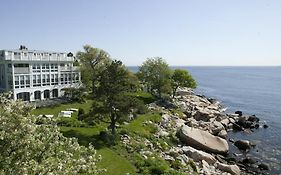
[212,121,225,135]
[258,163,269,170]
[185,118,199,128]
[177,88,193,96]
[218,130,228,139]
[217,163,241,175]
[178,154,190,164]
[234,140,251,150]
[248,115,259,123]
[163,155,175,161]
[202,160,211,175]
[174,118,186,128]
[220,118,230,127]
[228,118,236,124]
[242,157,256,164]
[263,124,269,128]
[182,146,217,164]
[235,111,243,117]
[158,130,169,137]
[229,138,235,143]
[178,125,229,154]
[193,108,215,122]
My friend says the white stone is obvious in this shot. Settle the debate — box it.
[216,163,240,175]
[178,125,229,154]
[182,146,217,164]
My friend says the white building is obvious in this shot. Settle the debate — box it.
[0,46,81,101]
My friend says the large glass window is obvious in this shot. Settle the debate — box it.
[25,75,30,87]
[32,64,40,73]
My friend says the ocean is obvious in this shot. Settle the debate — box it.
[128,66,281,174]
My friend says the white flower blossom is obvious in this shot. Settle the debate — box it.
[0,94,104,175]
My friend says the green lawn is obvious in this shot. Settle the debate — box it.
[60,127,137,175]
[31,98,162,175]
[32,100,93,117]
[122,112,161,138]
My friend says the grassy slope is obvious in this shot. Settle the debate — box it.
[33,92,157,175]
[60,127,137,175]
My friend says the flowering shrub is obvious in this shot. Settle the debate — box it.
[0,94,103,175]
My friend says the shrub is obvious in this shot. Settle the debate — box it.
[78,108,85,121]
[0,94,102,174]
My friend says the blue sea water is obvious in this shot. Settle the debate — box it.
[128,66,281,174]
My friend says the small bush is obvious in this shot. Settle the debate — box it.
[119,129,129,135]
[188,160,197,173]
[78,108,85,121]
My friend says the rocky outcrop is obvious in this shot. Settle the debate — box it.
[217,162,241,175]
[178,125,229,154]
[146,88,269,175]
[182,146,216,164]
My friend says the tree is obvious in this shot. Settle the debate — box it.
[63,86,87,102]
[171,69,197,97]
[77,45,111,96]
[90,60,142,136]
[138,57,172,98]
[0,93,102,175]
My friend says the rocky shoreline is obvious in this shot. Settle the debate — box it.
[148,88,270,175]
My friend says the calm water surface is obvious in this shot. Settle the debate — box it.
[129,66,281,174]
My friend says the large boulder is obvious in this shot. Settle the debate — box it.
[234,140,251,150]
[178,125,229,154]
[182,146,217,164]
[217,162,240,175]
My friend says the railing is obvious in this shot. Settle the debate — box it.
[4,55,74,62]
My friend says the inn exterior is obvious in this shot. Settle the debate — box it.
[0,46,81,101]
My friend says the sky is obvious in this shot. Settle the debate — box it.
[0,0,281,66]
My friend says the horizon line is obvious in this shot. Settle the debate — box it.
[126,65,281,67]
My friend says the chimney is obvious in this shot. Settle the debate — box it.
[19,45,28,50]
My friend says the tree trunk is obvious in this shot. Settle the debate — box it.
[110,114,117,136]
[172,86,178,98]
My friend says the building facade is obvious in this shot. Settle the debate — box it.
[0,46,81,101]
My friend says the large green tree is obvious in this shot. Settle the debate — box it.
[0,94,102,175]
[77,45,111,96]
[171,69,197,97]
[90,60,142,136]
[137,57,172,98]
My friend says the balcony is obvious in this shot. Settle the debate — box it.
[14,67,30,74]
[4,53,74,62]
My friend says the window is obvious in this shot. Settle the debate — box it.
[37,75,41,83]
[51,74,55,85]
[33,75,36,84]
[33,75,41,87]
[32,64,40,73]
[42,74,46,86]
[15,76,19,86]
[25,75,30,87]
[46,74,50,83]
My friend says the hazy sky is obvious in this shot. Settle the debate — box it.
[0,0,281,66]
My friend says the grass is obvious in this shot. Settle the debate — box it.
[32,100,93,118]
[122,112,161,138]
[31,94,161,175]
[60,126,137,175]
